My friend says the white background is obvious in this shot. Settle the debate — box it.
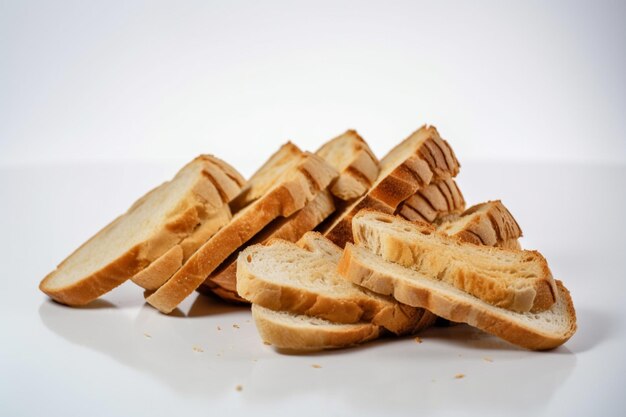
[1,2,626,417]
[1,0,625,171]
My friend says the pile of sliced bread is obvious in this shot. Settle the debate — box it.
[39,126,577,352]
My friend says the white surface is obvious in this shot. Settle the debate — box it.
[1,159,625,417]
[2,0,626,166]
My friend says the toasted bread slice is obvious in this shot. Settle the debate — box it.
[39,155,245,306]
[236,233,435,335]
[352,210,557,313]
[397,178,465,223]
[321,125,459,247]
[252,304,381,351]
[203,190,335,302]
[338,244,576,350]
[437,200,522,248]
[145,152,338,313]
[316,130,380,201]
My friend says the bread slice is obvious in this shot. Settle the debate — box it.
[39,155,245,306]
[236,233,435,335]
[352,210,557,313]
[131,206,232,290]
[338,244,576,350]
[437,200,522,249]
[252,304,381,351]
[397,178,465,223]
[315,130,380,201]
[145,152,338,313]
[202,190,335,302]
[229,142,303,213]
[321,125,459,247]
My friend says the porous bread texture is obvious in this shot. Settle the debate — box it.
[39,155,245,306]
[338,244,576,350]
[131,206,232,290]
[437,200,522,248]
[229,142,303,213]
[397,178,465,223]
[252,304,381,351]
[316,130,380,201]
[352,210,557,313]
[322,125,460,248]
[202,190,335,302]
[236,233,435,335]
[145,152,338,313]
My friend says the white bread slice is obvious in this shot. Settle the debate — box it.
[437,200,522,248]
[131,207,232,290]
[145,152,338,313]
[236,233,435,335]
[352,210,557,313]
[229,142,303,213]
[252,304,381,351]
[39,155,245,306]
[338,244,577,350]
[202,190,335,302]
[321,125,459,247]
[397,178,465,223]
[316,130,380,201]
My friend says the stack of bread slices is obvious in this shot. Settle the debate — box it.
[39,125,577,352]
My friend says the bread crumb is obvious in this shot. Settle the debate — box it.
[311,364,322,369]
[454,374,465,379]
[483,357,493,363]
[414,337,422,344]
[235,385,243,392]
[192,346,204,353]
[263,341,271,346]
[143,333,152,339]
[233,324,240,329]
[217,326,221,331]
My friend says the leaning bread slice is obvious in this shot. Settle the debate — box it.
[131,206,232,290]
[39,155,245,306]
[352,210,557,313]
[202,190,335,302]
[338,244,576,350]
[322,125,460,247]
[315,130,380,201]
[252,304,381,351]
[145,152,338,313]
[236,233,435,335]
[397,178,465,223]
[229,142,303,213]
[437,200,522,249]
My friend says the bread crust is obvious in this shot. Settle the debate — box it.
[316,130,380,201]
[39,155,245,306]
[202,190,336,302]
[323,126,460,248]
[338,244,577,350]
[397,178,465,223]
[252,305,381,351]
[145,153,338,313]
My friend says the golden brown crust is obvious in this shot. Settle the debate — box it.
[39,155,244,306]
[322,126,460,248]
[316,130,380,201]
[145,153,338,313]
[337,244,577,350]
[252,305,381,351]
[397,178,465,223]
